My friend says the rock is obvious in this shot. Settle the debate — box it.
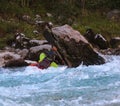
[3,47,15,52]
[14,33,30,49]
[107,9,120,22]
[0,50,30,67]
[29,40,48,47]
[3,52,21,60]
[28,44,52,61]
[84,28,96,44]
[34,14,42,22]
[112,47,120,55]
[22,15,35,25]
[84,29,108,49]
[100,47,120,55]
[36,21,53,33]
[94,34,108,49]
[33,30,39,34]
[4,58,29,67]
[17,49,29,59]
[22,15,31,21]
[0,51,21,67]
[0,56,5,67]
[110,37,120,48]
[46,13,53,17]
[43,25,105,67]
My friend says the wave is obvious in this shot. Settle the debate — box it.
[0,55,120,106]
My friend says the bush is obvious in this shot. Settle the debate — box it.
[0,21,19,33]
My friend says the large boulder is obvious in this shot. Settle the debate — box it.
[43,25,105,67]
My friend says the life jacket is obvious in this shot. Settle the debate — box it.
[37,57,52,69]
[39,52,46,62]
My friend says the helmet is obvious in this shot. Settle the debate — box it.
[52,46,57,51]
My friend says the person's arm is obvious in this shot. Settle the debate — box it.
[39,53,46,62]
[50,62,58,67]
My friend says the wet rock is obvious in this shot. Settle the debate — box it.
[100,47,120,55]
[43,25,105,67]
[112,47,120,55]
[110,37,120,48]
[4,58,29,67]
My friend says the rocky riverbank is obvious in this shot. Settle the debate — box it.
[0,23,120,68]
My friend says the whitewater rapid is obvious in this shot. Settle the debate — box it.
[0,55,120,106]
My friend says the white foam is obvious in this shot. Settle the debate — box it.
[0,55,120,106]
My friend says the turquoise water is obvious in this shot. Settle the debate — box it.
[0,55,120,106]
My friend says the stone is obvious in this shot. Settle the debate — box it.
[29,40,48,47]
[84,29,108,49]
[107,9,120,22]
[43,25,105,67]
[94,34,108,49]
[28,44,52,61]
[0,51,21,67]
[110,37,120,48]
[4,58,29,67]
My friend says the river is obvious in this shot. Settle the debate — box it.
[0,55,120,106]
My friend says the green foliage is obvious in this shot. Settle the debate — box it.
[86,0,120,10]
[0,0,120,49]
[0,33,13,49]
[0,21,19,33]
[73,12,120,40]
[0,1,32,18]
[0,39,6,49]
[17,21,44,39]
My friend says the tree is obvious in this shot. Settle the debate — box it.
[81,0,86,15]
[21,0,30,7]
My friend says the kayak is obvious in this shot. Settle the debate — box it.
[30,63,38,67]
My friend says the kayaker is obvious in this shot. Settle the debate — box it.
[37,47,58,69]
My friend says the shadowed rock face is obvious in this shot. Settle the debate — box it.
[110,37,120,48]
[4,59,29,67]
[84,29,108,49]
[43,25,105,67]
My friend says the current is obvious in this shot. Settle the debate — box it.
[0,55,120,106]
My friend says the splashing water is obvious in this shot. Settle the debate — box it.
[0,55,120,106]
